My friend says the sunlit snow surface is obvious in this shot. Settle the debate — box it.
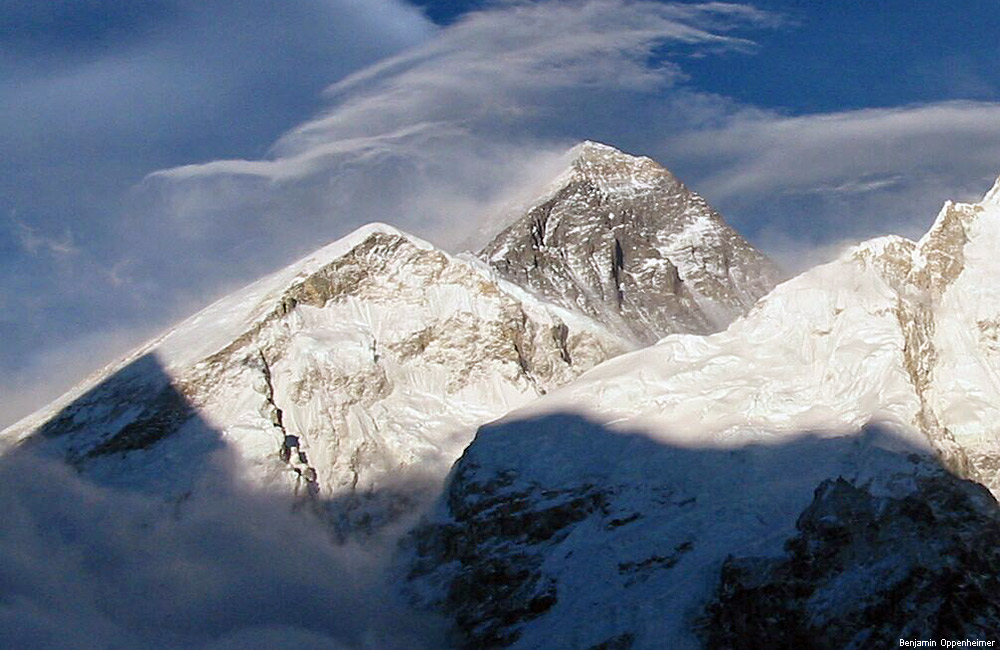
[478,180,1000,478]
[926,193,1000,460]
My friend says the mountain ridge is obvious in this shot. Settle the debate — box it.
[6,143,1000,648]
[3,223,632,536]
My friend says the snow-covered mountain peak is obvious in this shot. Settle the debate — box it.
[917,173,1000,263]
[3,139,782,535]
[2,217,629,535]
[846,235,917,290]
[106,224,441,377]
[566,139,650,167]
[407,181,1000,648]
[910,199,989,296]
[482,237,922,451]
[848,234,916,257]
[559,139,676,196]
[304,221,436,261]
[566,139,619,158]
[480,142,781,344]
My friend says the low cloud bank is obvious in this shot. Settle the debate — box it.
[0,450,446,649]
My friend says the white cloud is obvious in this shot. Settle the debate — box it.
[668,101,1000,204]
[12,0,1000,427]
[0,0,437,429]
[10,213,78,257]
[1,1,782,427]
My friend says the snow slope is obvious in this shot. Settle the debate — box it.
[1,143,781,535]
[918,185,1000,483]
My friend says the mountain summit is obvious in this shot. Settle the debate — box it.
[7,142,1000,648]
[480,141,781,344]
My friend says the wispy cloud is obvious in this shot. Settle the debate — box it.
[669,101,1000,203]
[146,0,781,250]
[143,0,1000,279]
[10,214,78,257]
[660,101,1000,270]
[9,0,1000,427]
[788,175,905,197]
[0,0,436,427]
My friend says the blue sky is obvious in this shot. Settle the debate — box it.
[413,0,1000,111]
[3,0,1000,425]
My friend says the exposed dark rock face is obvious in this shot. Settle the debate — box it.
[408,460,610,649]
[703,474,1000,649]
[85,386,194,458]
[480,141,780,344]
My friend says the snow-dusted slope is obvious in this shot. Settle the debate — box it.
[1,224,627,532]
[480,141,781,344]
[406,178,1000,647]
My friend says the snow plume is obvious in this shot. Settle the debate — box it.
[0,447,447,650]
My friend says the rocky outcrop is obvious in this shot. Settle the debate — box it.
[703,474,1000,648]
[408,459,611,649]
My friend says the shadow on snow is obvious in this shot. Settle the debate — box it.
[406,412,1000,649]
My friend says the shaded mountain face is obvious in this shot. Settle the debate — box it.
[480,141,781,344]
[407,419,1000,650]
[2,224,627,534]
[406,177,1000,647]
[704,474,1000,649]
